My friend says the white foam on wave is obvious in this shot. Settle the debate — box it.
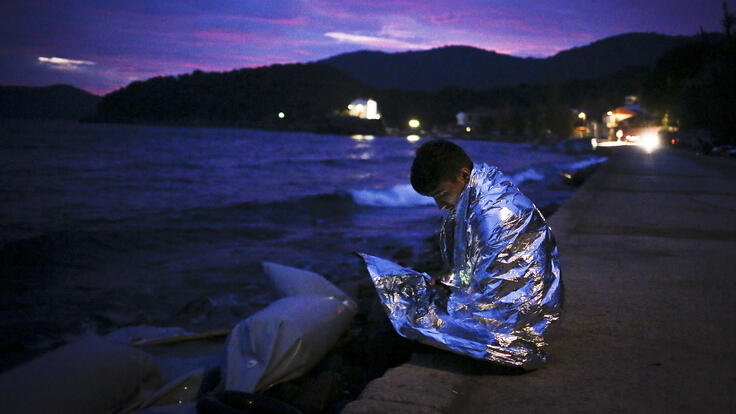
[349,184,435,207]
[510,156,608,186]
[562,156,608,171]
[509,168,545,185]
[350,156,608,207]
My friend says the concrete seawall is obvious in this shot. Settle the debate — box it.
[343,147,736,413]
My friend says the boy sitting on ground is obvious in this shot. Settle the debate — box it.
[361,139,563,369]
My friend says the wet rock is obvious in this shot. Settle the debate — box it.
[390,246,413,264]
[292,370,345,413]
[560,163,600,187]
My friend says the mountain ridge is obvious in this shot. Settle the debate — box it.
[318,32,699,91]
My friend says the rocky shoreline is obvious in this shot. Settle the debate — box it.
[254,197,573,413]
[254,235,441,414]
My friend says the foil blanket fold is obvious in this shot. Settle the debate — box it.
[359,163,563,370]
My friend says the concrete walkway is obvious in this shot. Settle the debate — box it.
[343,147,736,413]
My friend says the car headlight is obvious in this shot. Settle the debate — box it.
[641,131,660,152]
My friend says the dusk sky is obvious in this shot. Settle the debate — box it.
[1,0,733,95]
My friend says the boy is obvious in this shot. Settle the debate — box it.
[360,139,563,369]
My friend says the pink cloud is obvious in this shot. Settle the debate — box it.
[233,15,308,26]
[194,30,261,43]
[429,12,462,25]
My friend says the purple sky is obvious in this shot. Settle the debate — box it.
[1,0,732,95]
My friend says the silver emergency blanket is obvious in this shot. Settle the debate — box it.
[360,163,563,369]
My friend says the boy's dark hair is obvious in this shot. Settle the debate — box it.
[411,139,473,195]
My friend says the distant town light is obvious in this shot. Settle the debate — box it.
[406,135,420,142]
[278,112,285,119]
[465,126,471,133]
[408,119,420,128]
[348,98,381,119]
[578,112,586,120]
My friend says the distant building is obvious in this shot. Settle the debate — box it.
[604,107,637,129]
[603,96,659,141]
[348,98,381,120]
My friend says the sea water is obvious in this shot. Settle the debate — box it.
[0,121,604,365]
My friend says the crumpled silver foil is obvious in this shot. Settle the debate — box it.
[360,163,563,369]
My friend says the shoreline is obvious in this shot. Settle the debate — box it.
[252,191,579,413]
[0,121,605,413]
[0,118,566,145]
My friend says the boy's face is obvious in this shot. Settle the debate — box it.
[428,168,470,210]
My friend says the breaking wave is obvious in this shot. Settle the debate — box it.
[509,168,546,185]
[348,184,434,207]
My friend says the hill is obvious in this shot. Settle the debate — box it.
[89,31,731,141]
[92,63,386,132]
[0,84,100,120]
[319,33,697,91]
[93,33,699,129]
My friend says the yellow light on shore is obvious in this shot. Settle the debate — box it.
[641,131,660,153]
[278,112,285,119]
[578,112,586,120]
[406,135,420,142]
[465,126,471,133]
[408,119,420,128]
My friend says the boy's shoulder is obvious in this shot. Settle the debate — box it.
[470,164,535,221]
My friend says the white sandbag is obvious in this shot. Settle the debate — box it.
[0,335,160,414]
[262,261,347,298]
[224,294,356,393]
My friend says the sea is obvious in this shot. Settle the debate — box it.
[0,121,605,367]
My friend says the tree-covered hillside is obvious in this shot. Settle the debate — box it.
[0,84,100,120]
